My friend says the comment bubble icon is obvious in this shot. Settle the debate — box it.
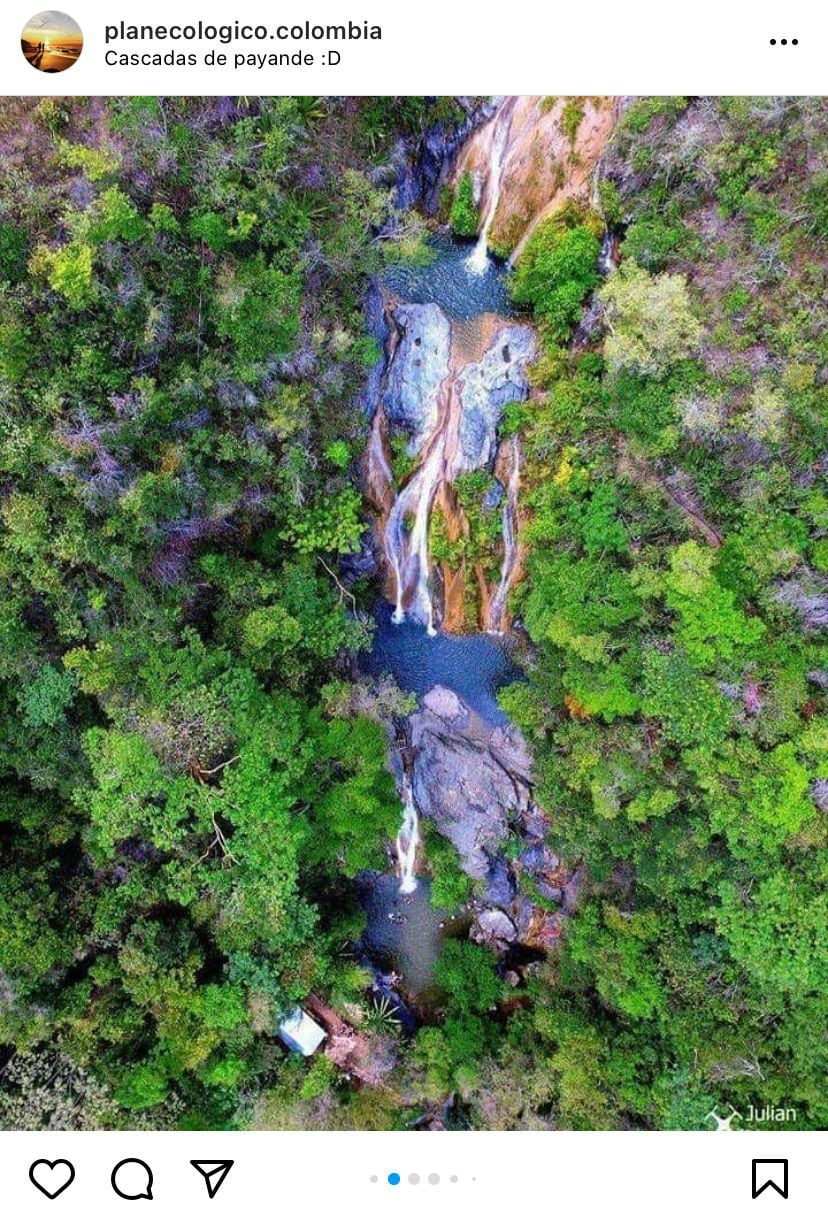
[111,1158,154,1201]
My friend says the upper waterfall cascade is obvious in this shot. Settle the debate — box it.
[465,99,516,276]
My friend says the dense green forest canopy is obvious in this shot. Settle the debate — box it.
[499,96,828,1129]
[0,94,826,1130]
[0,95,456,1126]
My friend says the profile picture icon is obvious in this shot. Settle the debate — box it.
[21,10,83,72]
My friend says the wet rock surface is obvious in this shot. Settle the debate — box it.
[454,96,617,257]
[382,302,451,451]
[455,325,536,472]
[394,99,495,214]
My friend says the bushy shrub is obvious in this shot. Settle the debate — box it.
[510,209,600,340]
[449,171,479,238]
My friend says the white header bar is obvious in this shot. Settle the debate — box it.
[2,0,826,96]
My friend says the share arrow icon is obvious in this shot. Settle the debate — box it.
[190,1160,235,1199]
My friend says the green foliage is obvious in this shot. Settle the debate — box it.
[55,138,120,181]
[663,541,765,669]
[280,487,363,555]
[622,216,698,271]
[599,262,701,376]
[324,440,351,469]
[0,223,28,283]
[435,939,505,1014]
[510,210,601,341]
[35,242,94,308]
[215,255,303,372]
[17,666,76,728]
[0,95,427,1129]
[450,171,479,238]
[567,904,667,1019]
[434,940,507,1070]
[86,187,145,244]
[716,873,828,997]
[2,92,828,1135]
[619,97,689,135]
[500,96,828,1131]
[560,98,585,144]
[425,826,474,909]
[642,650,734,748]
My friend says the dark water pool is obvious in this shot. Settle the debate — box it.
[381,233,515,321]
[356,872,469,1000]
[357,873,445,995]
[362,602,519,726]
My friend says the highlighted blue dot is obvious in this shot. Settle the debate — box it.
[388,1173,401,1186]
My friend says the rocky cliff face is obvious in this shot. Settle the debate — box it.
[409,684,531,878]
[407,686,580,954]
[382,302,451,450]
[393,99,496,215]
[455,324,535,472]
[364,291,535,633]
[453,96,618,258]
[362,98,619,635]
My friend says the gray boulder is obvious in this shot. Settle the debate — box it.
[382,302,451,452]
[520,843,560,877]
[455,325,536,472]
[484,856,516,904]
[472,908,517,946]
[409,685,532,880]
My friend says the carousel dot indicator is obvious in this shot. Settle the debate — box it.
[408,1173,420,1185]
[388,1173,401,1186]
[428,1173,440,1185]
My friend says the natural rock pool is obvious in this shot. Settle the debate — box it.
[362,601,519,727]
[356,873,465,1001]
[381,231,515,321]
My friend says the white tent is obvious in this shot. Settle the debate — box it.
[277,1007,327,1056]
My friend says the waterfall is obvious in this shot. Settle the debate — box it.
[466,100,514,276]
[385,432,445,636]
[396,775,420,893]
[488,435,521,634]
[599,229,618,276]
[407,435,445,636]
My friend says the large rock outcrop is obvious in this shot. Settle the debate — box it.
[368,290,533,632]
[406,686,579,955]
[382,302,451,452]
[455,325,536,473]
[393,98,496,214]
[453,96,618,258]
[409,685,532,879]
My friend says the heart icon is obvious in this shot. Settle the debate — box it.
[29,1159,76,1200]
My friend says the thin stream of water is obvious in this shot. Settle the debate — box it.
[466,99,514,275]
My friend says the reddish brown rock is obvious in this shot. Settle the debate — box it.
[454,96,619,259]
